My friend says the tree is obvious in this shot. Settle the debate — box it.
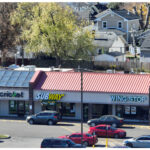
[0,3,18,66]
[11,3,95,66]
[107,3,123,10]
[120,3,150,30]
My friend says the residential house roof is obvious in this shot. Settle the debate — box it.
[108,51,124,57]
[93,31,127,50]
[98,29,126,35]
[141,35,150,49]
[34,72,150,94]
[95,9,139,21]
[113,9,139,20]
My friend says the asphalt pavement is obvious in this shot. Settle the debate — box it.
[0,118,150,148]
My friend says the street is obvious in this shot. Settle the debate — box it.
[0,119,150,148]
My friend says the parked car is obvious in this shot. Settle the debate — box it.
[88,124,126,138]
[87,115,124,127]
[26,111,60,125]
[59,132,98,146]
[41,138,85,148]
[123,135,150,148]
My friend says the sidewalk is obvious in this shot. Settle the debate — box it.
[0,116,26,121]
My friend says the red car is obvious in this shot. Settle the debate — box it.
[58,133,98,146]
[88,124,126,138]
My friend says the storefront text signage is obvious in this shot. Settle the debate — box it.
[110,95,147,103]
[0,91,23,98]
[36,93,65,101]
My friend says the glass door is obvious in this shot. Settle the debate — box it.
[83,104,88,121]
[17,101,25,116]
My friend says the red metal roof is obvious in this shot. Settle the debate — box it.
[35,72,150,94]
[30,71,41,84]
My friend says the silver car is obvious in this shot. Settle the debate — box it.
[123,135,150,148]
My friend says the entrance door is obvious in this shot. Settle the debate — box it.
[83,104,88,121]
[17,101,25,116]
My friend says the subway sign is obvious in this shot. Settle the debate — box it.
[0,91,23,98]
[36,93,65,101]
[110,95,147,103]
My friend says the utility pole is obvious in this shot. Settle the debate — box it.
[148,87,150,125]
[130,27,137,73]
[81,70,83,147]
[78,65,83,147]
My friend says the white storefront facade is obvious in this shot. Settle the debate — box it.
[33,90,149,121]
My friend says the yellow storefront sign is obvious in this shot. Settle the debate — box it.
[36,93,65,101]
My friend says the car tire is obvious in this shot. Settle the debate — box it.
[28,119,34,125]
[91,123,95,127]
[47,120,53,125]
[114,134,119,138]
[83,141,89,147]
[126,143,133,148]
[112,123,117,128]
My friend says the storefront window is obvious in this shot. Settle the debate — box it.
[9,100,17,114]
[116,105,149,120]
[92,104,110,118]
[25,102,29,115]
[62,103,75,117]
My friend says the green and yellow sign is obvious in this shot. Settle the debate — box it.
[36,93,65,104]
[36,93,64,100]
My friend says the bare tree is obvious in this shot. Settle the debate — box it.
[144,4,150,30]
[0,3,18,66]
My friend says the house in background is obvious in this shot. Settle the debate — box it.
[94,8,140,43]
[94,52,126,62]
[93,31,128,54]
[140,35,150,63]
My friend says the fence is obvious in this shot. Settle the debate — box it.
[94,61,150,73]
[3,57,150,73]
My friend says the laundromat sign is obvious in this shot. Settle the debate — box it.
[110,95,147,103]
[36,93,65,101]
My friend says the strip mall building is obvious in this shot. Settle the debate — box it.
[0,69,149,122]
[30,71,150,122]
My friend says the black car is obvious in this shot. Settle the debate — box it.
[26,111,60,125]
[87,115,124,128]
[41,138,86,148]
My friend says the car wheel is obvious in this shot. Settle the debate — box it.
[47,120,53,125]
[28,119,34,125]
[112,123,117,128]
[126,143,133,148]
[83,141,89,147]
[114,134,119,138]
[91,123,95,127]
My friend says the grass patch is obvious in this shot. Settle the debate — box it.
[0,134,10,139]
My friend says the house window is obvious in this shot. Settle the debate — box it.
[118,21,122,29]
[102,21,107,28]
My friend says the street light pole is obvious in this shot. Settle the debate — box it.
[81,70,83,146]
[149,87,150,125]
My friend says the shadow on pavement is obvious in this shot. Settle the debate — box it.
[94,144,105,147]
[0,140,4,143]
[27,123,74,126]
[56,123,74,126]
[123,136,133,139]
[120,126,135,129]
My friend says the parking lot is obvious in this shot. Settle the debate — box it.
[0,119,150,148]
